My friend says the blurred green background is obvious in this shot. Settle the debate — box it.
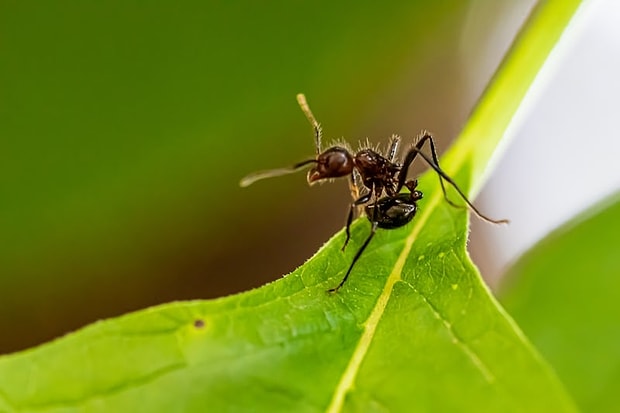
[0,1,530,353]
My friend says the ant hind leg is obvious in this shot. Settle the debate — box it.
[329,221,378,293]
[398,133,508,224]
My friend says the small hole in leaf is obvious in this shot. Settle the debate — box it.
[194,319,205,328]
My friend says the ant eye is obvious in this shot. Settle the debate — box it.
[308,147,354,183]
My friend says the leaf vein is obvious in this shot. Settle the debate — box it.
[400,279,496,383]
[325,181,445,412]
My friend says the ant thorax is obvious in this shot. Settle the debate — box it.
[353,148,401,198]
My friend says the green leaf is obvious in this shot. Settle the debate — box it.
[0,185,574,412]
[0,1,583,412]
[500,194,620,413]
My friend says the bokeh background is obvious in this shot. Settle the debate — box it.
[471,0,620,283]
[1,1,541,353]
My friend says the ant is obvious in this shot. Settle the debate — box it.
[240,94,507,292]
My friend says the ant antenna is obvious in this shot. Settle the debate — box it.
[296,94,322,154]
[240,94,324,188]
[239,159,317,187]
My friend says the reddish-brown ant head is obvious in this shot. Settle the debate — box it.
[307,146,354,184]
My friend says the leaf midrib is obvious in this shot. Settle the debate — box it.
[325,182,443,412]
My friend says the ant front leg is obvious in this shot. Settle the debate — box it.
[343,191,372,251]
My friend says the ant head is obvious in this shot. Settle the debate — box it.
[307,146,354,184]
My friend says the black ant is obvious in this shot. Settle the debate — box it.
[240,94,507,292]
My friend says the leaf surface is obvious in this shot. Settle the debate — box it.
[500,194,620,413]
[0,185,576,412]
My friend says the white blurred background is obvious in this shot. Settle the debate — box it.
[468,0,620,288]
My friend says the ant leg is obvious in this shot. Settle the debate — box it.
[387,134,401,163]
[397,133,453,203]
[398,135,508,224]
[329,221,378,293]
[348,169,362,200]
[343,191,372,251]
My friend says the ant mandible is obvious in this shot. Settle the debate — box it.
[240,94,508,293]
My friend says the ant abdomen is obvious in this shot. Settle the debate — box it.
[367,192,423,230]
